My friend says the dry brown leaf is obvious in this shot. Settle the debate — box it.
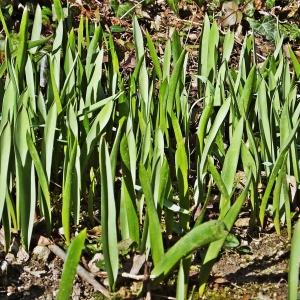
[87,226,102,238]
[253,0,263,10]
[221,1,243,27]
[214,277,229,284]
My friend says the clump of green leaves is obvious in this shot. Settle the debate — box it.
[249,16,300,41]
[0,2,300,299]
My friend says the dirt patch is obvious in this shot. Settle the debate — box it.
[0,226,296,299]
[0,238,100,300]
[204,229,290,300]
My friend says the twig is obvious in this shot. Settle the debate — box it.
[44,238,110,299]
[121,272,156,281]
[121,272,147,280]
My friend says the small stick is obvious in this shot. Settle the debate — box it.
[121,272,156,281]
[121,272,147,281]
[45,240,110,299]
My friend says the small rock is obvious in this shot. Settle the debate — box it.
[58,227,64,236]
[0,260,8,274]
[33,245,51,262]
[7,286,15,296]
[17,247,29,263]
[5,253,15,263]
[17,286,24,292]
[235,218,250,227]
[46,294,52,300]
[103,278,109,287]
[37,236,51,246]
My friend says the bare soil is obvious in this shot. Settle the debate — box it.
[0,237,98,300]
[205,228,290,300]
[0,226,293,299]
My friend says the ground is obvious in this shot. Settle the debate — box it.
[206,228,289,300]
[0,233,97,299]
[0,225,292,299]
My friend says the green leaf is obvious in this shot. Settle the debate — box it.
[220,118,244,210]
[207,158,230,204]
[152,220,226,278]
[239,65,256,117]
[53,0,64,21]
[167,50,186,114]
[199,98,231,176]
[120,135,140,245]
[62,140,77,245]
[133,17,149,117]
[222,31,235,62]
[99,138,119,290]
[259,120,300,225]
[224,233,240,249]
[288,219,300,300]
[166,0,179,13]
[30,4,42,54]
[146,32,162,80]
[16,6,29,84]
[110,117,126,181]
[266,0,275,9]
[257,79,274,163]
[248,16,277,41]
[116,2,134,18]
[25,57,35,113]
[289,46,300,79]
[175,139,189,230]
[0,122,11,220]
[176,260,187,300]
[199,14,210,78]
[139,164,164,266]
[272,166,285,234]
[86,26,102,80]
[199,174,252,296]
[14,106,35,251]
[57,229,87,300]
[26,132,51,230]
[197,96,213,153]
[2,201,11,252]
[0,8,10,39]
[42,103,57,180]
[49,59,62,114]
[162,40,171,80]
[81,100,114,171]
